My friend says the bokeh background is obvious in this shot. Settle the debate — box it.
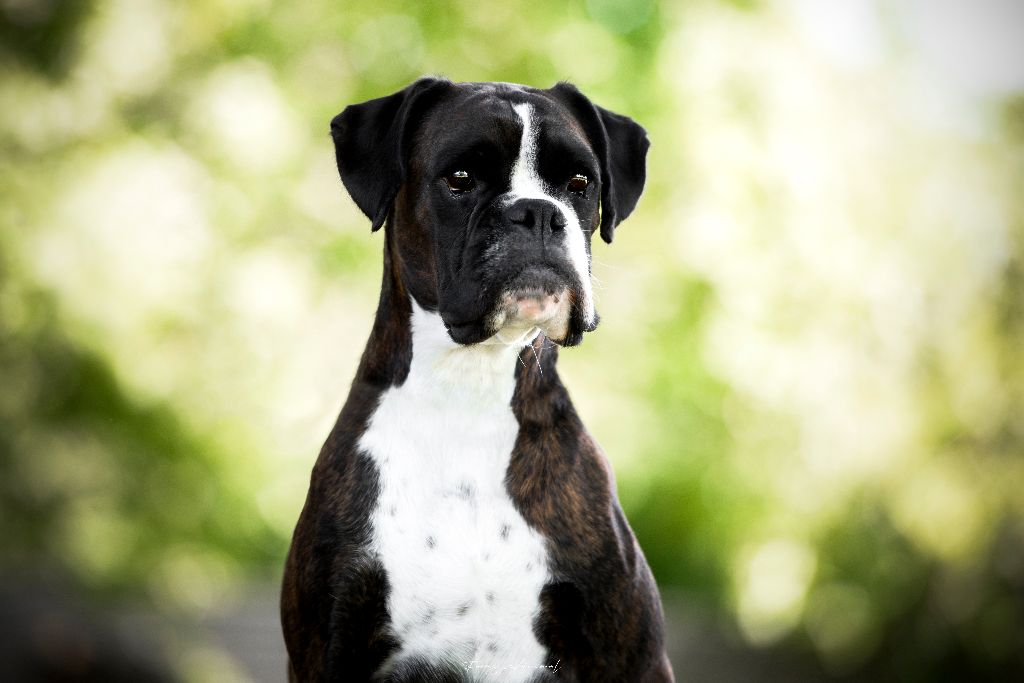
[2,0,1023,680]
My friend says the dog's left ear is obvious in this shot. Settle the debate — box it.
[331,77,451,231]
[549,82,650,244]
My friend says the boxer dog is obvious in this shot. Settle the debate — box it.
[281,78,672,682]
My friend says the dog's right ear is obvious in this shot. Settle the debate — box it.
[331,77,450,231]
[548,82,649,245]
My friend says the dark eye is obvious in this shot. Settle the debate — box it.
[567,173,589,194]
[444,170,475,194]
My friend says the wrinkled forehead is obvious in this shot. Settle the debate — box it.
[412,83,592,170]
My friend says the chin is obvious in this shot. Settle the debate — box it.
[484,284,599,347]
[442,281,595,348]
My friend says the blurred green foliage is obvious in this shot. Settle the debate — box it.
[2,0,1023,680]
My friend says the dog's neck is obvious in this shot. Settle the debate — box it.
[405,300,540,408]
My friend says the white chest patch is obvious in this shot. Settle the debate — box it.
[360,301,551,681]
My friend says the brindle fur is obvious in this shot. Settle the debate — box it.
[281,79,672,682]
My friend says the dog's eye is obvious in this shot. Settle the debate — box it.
[444,170,475,194]
[567,174,589,194]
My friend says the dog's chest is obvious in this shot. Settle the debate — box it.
[358,305,551,680]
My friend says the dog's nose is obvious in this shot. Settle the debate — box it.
[507,198,567,233]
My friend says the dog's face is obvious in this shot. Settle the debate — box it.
[331,79,649,346]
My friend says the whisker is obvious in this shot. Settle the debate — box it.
[589,256,621,272]
[530,340,543,376]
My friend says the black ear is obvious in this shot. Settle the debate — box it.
[331,77,450,231]
[548,82,650,244]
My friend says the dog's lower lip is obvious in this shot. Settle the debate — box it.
[514,289,560,304]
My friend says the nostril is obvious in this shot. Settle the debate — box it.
[551,212,567,230]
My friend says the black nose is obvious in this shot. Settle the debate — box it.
[507,198,567,233]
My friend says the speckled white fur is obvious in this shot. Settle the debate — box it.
[506,103,596,326]
[361,301,551,681]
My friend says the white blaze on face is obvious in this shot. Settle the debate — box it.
[506,103,596,326]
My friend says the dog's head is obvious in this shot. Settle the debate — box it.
[331,78,649,346]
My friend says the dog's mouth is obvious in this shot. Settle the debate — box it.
[489,286,571,337]
[503,287,566,322]
[487,266,571,336]
[486,264,581,343]
[441,263,595,347]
